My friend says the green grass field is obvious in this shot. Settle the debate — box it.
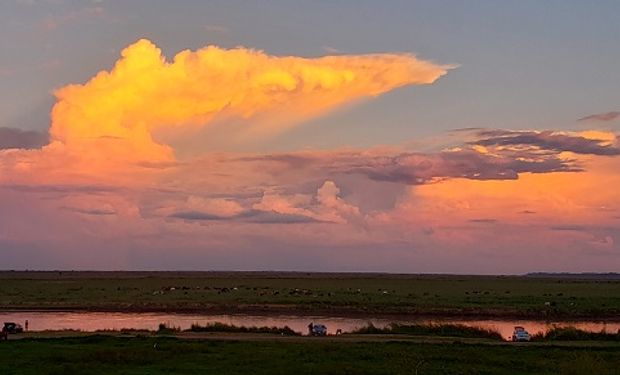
[1,271,619,318]
[1,335,618,375]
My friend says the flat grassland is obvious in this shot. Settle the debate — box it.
[1,335,619,375]
[1,271,619,318]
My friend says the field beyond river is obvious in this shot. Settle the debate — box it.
[1,271,619,319]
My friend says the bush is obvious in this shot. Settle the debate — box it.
[350,323,386,334]
[351,323,503,340]
[157,323,180,334]
[532,326,620,341]
[187,322,299,336]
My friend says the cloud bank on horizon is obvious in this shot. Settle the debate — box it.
[1,39,619,273]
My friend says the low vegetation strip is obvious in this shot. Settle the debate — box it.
[186,322,299,336]
[532,326,620,342]
[154,322,300,336]
[351,323,503,340]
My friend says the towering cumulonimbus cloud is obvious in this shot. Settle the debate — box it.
[49,38,451,163]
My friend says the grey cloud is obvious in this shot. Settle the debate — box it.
[60,206,116,216]
[169,211,228,221]
[473,130,620,156]
[469,219,498,224]
[1,184,120,194]
[224,128,618,188]
[578,111,620,122]
[345,149,577,185]
[550,225,588,232]
[0,127,48,149]
[241,210,323,224]
[233,154,316,169]
[168,209,322,224]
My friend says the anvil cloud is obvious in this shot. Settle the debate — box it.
[49,39,449,164]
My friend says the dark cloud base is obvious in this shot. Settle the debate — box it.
[0,127,48,149]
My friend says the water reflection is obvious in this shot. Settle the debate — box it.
[1,311,618,340]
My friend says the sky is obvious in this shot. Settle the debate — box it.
[1,0,619,273]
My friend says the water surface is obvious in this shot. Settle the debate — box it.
[1,311,618,340]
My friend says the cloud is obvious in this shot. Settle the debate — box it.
[48,38,451,165]
[164,196,245,221]
[0,127,48,149]
[167,180,361,225]
[241,210,323,224]
[1,39,451,187]
[183,196,245,218]
[247,180,362,224]
[168,209,323,224]
[344,149,578,184]
[0,183,119,194]
[239,140,581,187]
[472,129,620,156]
[253,190,315,219]
[60,206,116,215]
[469,219,498,224]
[322,46,344,54]
[168,210,229,221]
[578,111,620,122]
[315,180,361,224]
[2,37,620,272]
[550,225,588,232]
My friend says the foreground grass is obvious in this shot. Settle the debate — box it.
[1,271,619,318]
[0,335,619,375]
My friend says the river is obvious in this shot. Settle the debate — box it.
[1,311,618,340]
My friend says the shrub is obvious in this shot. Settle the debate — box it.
[187,322,299,336]
[350,323,503,340]
[157,323,180,334]
[532,326,619,341]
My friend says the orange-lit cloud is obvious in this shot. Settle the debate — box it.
[49,38,450,164]
[0,39,449,186]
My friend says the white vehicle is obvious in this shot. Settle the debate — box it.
[512,326,531,342]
